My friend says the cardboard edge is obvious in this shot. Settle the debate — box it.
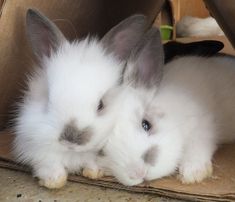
[0,157,233,202]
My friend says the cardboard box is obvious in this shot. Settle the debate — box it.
[0,1,235,201]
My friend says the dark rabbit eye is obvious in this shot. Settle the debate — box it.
[97,100,104,111]
[142,119,151,131]
[98,149,105,157]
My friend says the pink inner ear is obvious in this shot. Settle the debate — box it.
[114,29,141,60]
[114,31,127,59]
[136,46,157,83]
[40,29,53,57]
[27,9,65,60]
[139,58,155,81]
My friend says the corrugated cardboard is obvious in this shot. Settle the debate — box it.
[1,131,235,201]
[0,1,235,201]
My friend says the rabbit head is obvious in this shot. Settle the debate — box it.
[97,28,184,186]
[15,9,148,156]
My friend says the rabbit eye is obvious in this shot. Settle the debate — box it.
[142,119,151,131]
[97,149,105,157]
[97,100,104,111]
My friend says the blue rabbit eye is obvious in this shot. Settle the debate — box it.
[142,119,151,131]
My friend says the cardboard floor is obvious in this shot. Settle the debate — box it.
[0,131,235,202]
[0,168,185,202]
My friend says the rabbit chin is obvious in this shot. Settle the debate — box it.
[111,155,180,186]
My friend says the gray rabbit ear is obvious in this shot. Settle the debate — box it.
[124,27,164,88]
[101,15,147,61]
[26,9,66,60]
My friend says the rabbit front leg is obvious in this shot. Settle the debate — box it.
[81,153,104,180]
[178,128,217,184]
[34,160,68,189]
[82,167,104,180]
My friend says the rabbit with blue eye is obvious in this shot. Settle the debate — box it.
[96,27,235,186]
[13,9,148,189]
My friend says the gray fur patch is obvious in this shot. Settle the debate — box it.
[59,121,92,145]
[142,146,158,166]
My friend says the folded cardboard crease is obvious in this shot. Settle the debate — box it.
[0,1,235,201]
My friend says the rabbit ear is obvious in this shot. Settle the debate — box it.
[26,9,66,60]
[124,27,164,88]
[164,40,224,63]
[101,15,147,61]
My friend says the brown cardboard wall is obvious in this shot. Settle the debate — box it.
[204,0,235,48]
[0,0,164,130]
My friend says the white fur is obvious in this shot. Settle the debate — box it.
[98,55,235,186]
[176,16,224,37]
[14,38,122,183]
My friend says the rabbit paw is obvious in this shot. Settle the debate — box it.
[179,161,213,184]
[39,174,67,189]
[37,168,68,189]
[82,167,104,179]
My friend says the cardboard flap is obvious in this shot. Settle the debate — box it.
[1,131,235,201]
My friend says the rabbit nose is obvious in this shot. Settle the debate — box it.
[129,167,147,180]
[59,122,92,145]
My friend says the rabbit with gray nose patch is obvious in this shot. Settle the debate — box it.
[13,8,149,189]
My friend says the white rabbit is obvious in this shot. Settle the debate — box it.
[13,8,148,189]
[97,27,235,186]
